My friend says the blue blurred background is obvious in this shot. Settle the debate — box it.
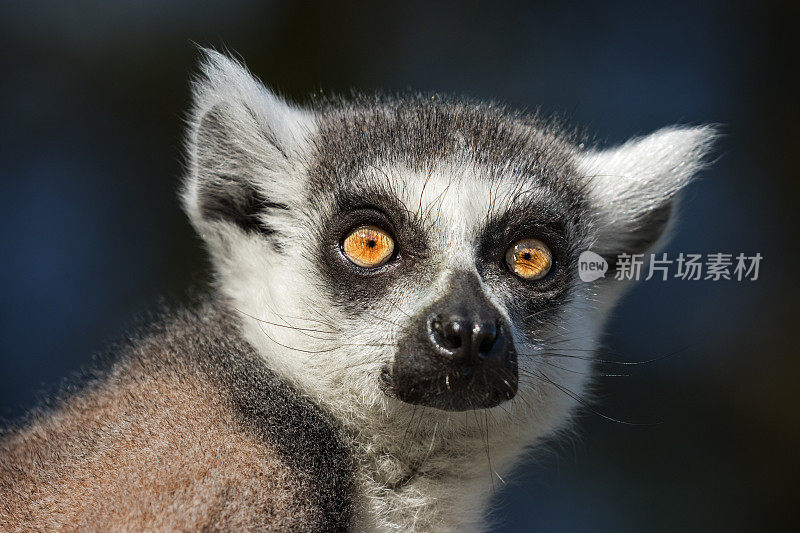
[1,1,796,531]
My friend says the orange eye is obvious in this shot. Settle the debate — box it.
[342,225,395,268]
[505,239,552,280]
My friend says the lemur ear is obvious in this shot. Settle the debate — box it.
[577,126,717,258]
[182,50,314,244]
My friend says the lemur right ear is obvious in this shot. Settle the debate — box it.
[182,50,314,244]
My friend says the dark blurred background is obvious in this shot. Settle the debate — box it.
[1,1,797,531]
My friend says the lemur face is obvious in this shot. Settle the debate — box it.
[306,125,587,412]
[184,53,714,430]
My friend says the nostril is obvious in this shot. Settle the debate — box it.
[430,315,468,352]
[475,322,499,355]
[445,332,462,349]
[478,334,495,354]
[443,319,467,350]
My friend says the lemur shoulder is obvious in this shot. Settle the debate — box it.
[0,51,716,531]
[0,303,353,530]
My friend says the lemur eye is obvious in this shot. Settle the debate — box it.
[505,239,552,280]
[342,225,395,268]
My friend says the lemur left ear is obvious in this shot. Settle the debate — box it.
[577,126,717,257]
[182,50,314,246]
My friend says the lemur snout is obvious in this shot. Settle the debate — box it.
[387,272,518,411]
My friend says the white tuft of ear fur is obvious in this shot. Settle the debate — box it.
[190,50,312,151]
[578,125,717,255]
[182,49,315,243]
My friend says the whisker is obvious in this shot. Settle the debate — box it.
[520,369,657,426]
[521,344,691,367]
[537,359,628,377]
[234,307,339,336]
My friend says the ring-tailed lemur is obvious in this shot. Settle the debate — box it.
[0,51,715,531]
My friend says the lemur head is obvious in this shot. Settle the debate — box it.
[183,52,714,441]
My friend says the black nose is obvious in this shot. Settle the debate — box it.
[429,314,503,364]
[387,271,518,411]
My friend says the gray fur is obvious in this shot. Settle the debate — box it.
[0,300,356,530]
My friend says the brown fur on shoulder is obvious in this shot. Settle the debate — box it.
[0,300,356,531]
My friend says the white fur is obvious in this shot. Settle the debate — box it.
[578,126,717,253]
